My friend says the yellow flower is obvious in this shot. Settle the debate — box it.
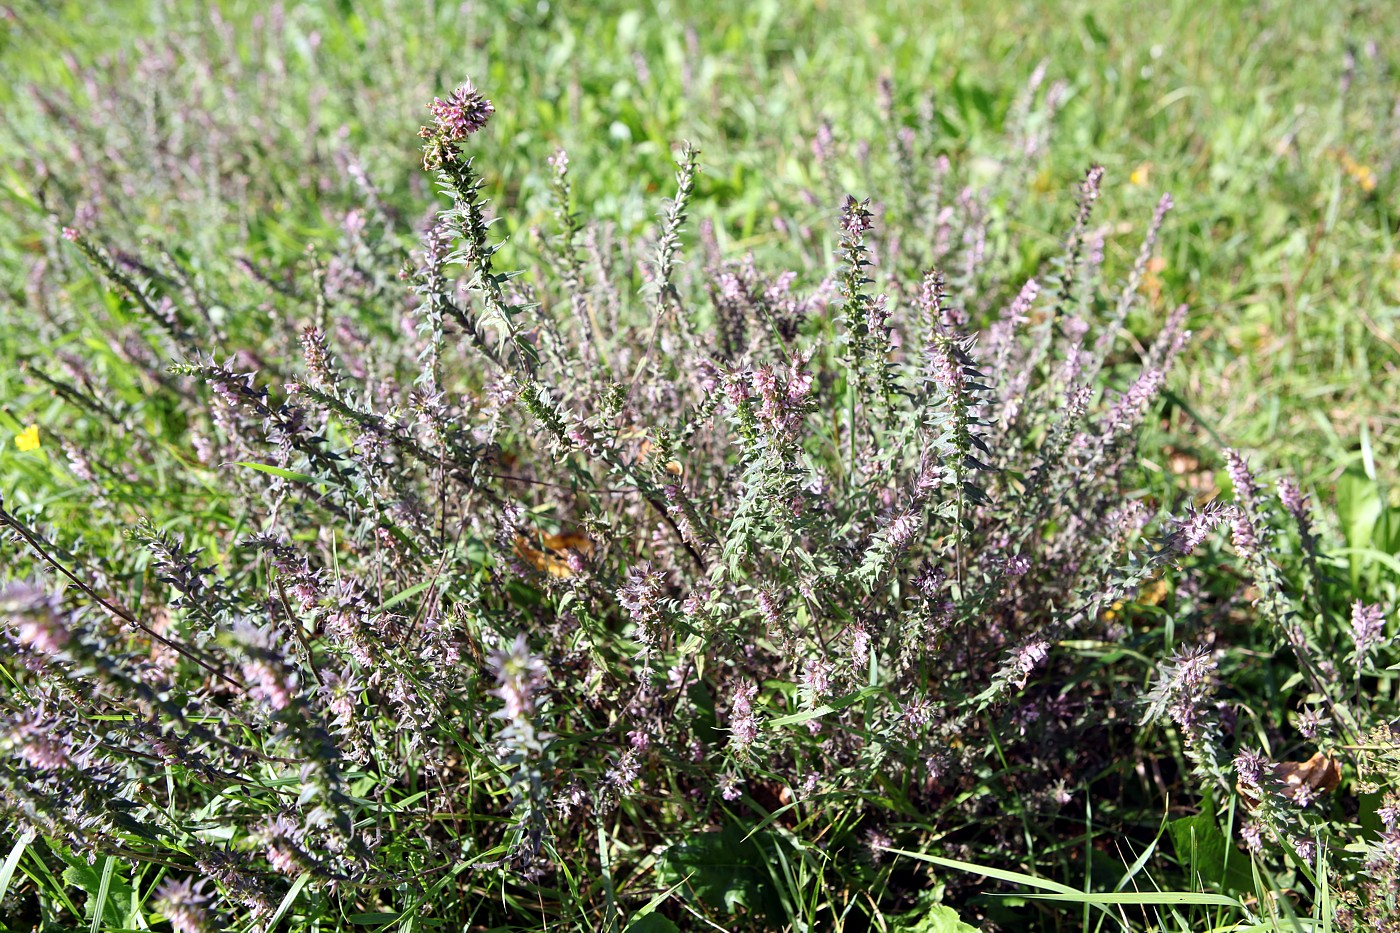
[15,424,41,452]
[1339,152,1379,193]
[1351,163,1378,193]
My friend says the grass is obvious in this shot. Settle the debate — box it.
[0,0,1386,591]
[4,0,1395,489]
[0,0,1397,930]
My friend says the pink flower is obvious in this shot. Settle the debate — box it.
[1352,600,1386,658]
[718,773,742,801]
[489,633,548,722]
[1224,449,1260,511]
[1233,748,1267,787]
[801,659,832,699]
[849,625,871,664]
[728,681,760,748]
[1170,500,1235,554]
[153,877,214,933]
[429,80,494,140]
[840,195,873,238]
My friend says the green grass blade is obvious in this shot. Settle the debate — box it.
[375,580,434,613]
[88,855,114,933]
[230,460,326,484]
[1022,891,1242,907]
[624,873,690,927]
[882,847,1084,895]
[0,830,34,911]
[267,871,311,930]
[881,847,1122,925]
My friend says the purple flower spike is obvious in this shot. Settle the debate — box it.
[154,877,215,933]
[1351,601,1386,666]
[429,80,495,140]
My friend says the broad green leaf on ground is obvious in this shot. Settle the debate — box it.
[625,915,681,933]
[897,903,982,932]
[1336,468,1383,585]
[657,823,782,919]
[56,847,135,931]
[1169,813,1255,896]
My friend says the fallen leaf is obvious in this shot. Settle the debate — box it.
[1238,751,1341,808]
[539,531,592,554]
[1274,751,1341,800]
[1102,575,1169,622]
[513,530,591,578]
[636,436,684,475]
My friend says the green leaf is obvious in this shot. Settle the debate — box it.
[1331,547,1400,579]
[375,580,434,613]
[1374,506,1400,558]
[768,685,878,727]
[1081,12,1110,47]
[0,830,34,911]
[1023,891,1241,905]
[267,871,311,930]
[898,904,982,932]
[348,912,401,924]
[1336,468,1383,585]
[881,848,1118,923]
[58,849,133,931]
[89,856,115,933]
[657,823,781,919]
[624,872,691,932]
[230,460,324,484]
[1168,813,1254,896]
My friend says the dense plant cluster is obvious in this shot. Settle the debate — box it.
[2,52,1398,933]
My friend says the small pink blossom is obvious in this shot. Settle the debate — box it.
[429,80,494,140]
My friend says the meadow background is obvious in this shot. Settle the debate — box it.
[1,0,1398,930]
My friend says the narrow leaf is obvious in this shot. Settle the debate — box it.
[230,461,324,484]
[0,831,34,914]
[768,686,878,727]
[89,857,115,933]
[267,871,311,930]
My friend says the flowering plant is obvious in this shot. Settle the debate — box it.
[1,71,1394,933]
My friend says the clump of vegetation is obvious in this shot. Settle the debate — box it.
[1,4,1398,931]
